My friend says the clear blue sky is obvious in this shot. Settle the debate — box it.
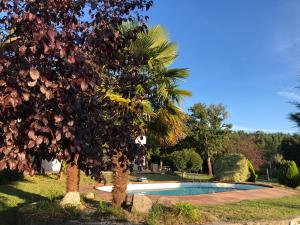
[147,0,300,133]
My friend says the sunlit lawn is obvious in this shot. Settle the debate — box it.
[131,172,213,182]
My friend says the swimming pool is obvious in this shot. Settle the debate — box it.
[97,182,267,196]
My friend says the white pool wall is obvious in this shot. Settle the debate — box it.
[96,182,265,192]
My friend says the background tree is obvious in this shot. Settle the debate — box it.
[226,131,265,170]
[189,103,232,176]
[279,136,300,166]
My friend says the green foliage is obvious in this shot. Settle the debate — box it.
[172,151,187,172]
[214,153,250,182]
[279,136,300,166]
[96,201,127,219]
[187,151,203,172]
[174,203,198,220]
[278,160,300,188]
[171,148,203,173]
[246,159,257,182]
[0,169,23,184]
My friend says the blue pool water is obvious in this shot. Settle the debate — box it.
[127,185,266,196]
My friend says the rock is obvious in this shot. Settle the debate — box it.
[84,192,95,200]
[156,197,180,207]
[131,195,153,214]
[60,192,81,207]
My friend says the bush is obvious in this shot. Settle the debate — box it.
[278,160,300,188]
[171,149,203,173]
[0,169,23,184]
[247,159,258,182]
[214,153,250,182]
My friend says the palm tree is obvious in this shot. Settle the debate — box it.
[290,102,300,128]
[135,25,191,147]
[107,25,191,206]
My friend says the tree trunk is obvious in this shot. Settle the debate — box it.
[207,156,213,176]
[112,152,129,207]
[66,162,80,192]
[159,159,163,171]
[60,162,81,207]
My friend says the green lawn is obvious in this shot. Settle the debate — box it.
[0,173,300,225]
[131,172,213,182]
[199,194,300,222]
[0,174,95,225]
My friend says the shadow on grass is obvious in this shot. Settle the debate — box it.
[0,185,49,225]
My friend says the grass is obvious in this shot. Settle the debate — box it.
[131,172,213,182]
[0,173,95,225]
[146,203,215,225]
[1,172,300,225]
[198,194,300,222]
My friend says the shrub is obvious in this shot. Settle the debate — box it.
[171,149,203,173]
[0,169,23,184]
[214,153,250,182]
[186,151,203,173]
[247,159,258,182]
[278,160,300,188]
[272,154,284,167]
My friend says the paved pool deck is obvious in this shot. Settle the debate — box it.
[81,182,300,205]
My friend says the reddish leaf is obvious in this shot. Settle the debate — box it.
[28,80,37,87]
[22,93,30,101]
[36,136,43,145]
[55,131,62,141]
[47,28,56,43]
[28,140,35,149]
[80,79,88,91]
[0,80,6,87]
[68,55,76,64]
[29,68,40,80]
[28,130,36,139]
[54,115,64,123]
[19,45,27,56]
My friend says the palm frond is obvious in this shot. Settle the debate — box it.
[162,68,189,81]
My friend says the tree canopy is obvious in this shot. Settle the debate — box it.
[0,0,153,181]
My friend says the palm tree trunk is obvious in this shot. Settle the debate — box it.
[112,152,129,207]
[207,156,213,176]
[66,162,80,192]
[60,161,81,206]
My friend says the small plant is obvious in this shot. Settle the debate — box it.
[146,203,206,225]
[174,202,199,220]
[278,160,300,188]
[96,201,127,220]
[247,159,258,182]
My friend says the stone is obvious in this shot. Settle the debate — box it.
[84,192,95,200]
[131,194,153,214]
[156,197,180,207]
[60,192,81,207]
